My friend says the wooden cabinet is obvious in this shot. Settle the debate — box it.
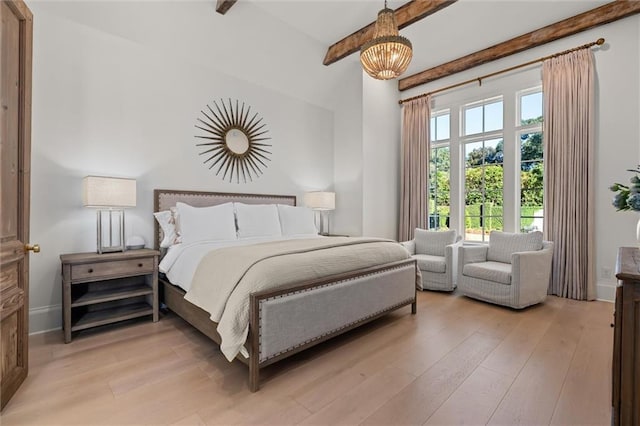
[61,249,160,343]
[612,247,640,426]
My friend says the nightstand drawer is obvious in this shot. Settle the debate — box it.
[71,257,154,281]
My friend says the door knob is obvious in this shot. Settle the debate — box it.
[25,244,40,253]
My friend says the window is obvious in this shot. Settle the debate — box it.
[462,98,504,241]
[429,110,450,230]
[427,85,543,242]
[518,88,544,232]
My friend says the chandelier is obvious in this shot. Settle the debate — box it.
[360,1,413,80]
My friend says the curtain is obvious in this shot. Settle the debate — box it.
[399,96,430,241]
[542,49,596,300]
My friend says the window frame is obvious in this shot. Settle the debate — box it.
[425,80,544,244]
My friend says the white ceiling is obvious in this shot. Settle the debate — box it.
[250,0,610,76]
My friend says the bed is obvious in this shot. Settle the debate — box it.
[154,189,418,391]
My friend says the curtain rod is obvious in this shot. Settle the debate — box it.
[398,37,605,105]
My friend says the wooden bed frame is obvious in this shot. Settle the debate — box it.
[154,189,417,391]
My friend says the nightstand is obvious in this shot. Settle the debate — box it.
[60,249,160,343]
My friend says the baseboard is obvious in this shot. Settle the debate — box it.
[29,304,62,335]
[596,281,617,302]
[29,284,616,332]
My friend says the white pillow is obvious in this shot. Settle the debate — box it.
[277,204,317,236]
[234,203,282,239]
[153,209,181,248]
[176,202,237,244]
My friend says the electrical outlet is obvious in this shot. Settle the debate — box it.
[601,267,612,279]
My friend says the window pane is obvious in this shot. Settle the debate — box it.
[465,218,483,242]
[465,141,483,165]
[520,215,544,233]
[521,91,543,125]
[464,106,483,135]
[433,146,450,171]
[485,215,503,234]
[465,193,483,209]
[435,208,450,230]
[484,138,504,165]
[429,146,450,230]
[430,117,436,141]
[464,138,503,242]
[520,131,544,233]
[436,114,450,140]
[520,131,543,164]
[484,101,503,132]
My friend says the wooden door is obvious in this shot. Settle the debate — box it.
[0,0,33,411]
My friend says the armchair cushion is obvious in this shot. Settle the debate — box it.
[487,231,543,264]
[414,254,446,274]
[463,261,512,285]
[415,229,456,257]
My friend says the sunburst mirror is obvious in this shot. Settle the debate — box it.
[195,99,272,183]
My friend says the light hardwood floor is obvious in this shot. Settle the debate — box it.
[2,292,613,425]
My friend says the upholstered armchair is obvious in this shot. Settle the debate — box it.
[401,229,462,291]
[457,231,553,309]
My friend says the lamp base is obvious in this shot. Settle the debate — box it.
[96,209,126,254]
[98,245,125,254]
[316,210,331,235]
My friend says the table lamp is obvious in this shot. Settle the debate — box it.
[304,191,335,235]
[83,176,136,254]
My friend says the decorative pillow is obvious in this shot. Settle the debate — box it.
[487,231,543,264]
[277,204,317,236]
[234,203,282,239]
[169,206,181,237]
[153,209,181,248]
[414,228,456,257]
[176,202,237,244]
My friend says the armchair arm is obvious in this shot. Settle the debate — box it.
[511,241,554,305]
[446,237,464,284]
[399,239,415,255]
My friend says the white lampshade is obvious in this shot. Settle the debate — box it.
[83,176,136,208]
[304,191,335,211]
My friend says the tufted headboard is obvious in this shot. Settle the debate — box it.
[153,189,297,250]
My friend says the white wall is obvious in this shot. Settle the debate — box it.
[362,77,401,239]
[331,71,401,240]
[331,64,364,237]
[27,2,337,332]
[401,16,640,301]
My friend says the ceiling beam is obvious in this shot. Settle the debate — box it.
[216,0,237,15]
[399,0,640,91]
[323,0,457,66]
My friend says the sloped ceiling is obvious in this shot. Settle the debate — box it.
[251,0,610,77]
[33,0,612,111]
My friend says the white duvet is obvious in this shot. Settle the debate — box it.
[159,235,323,291]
